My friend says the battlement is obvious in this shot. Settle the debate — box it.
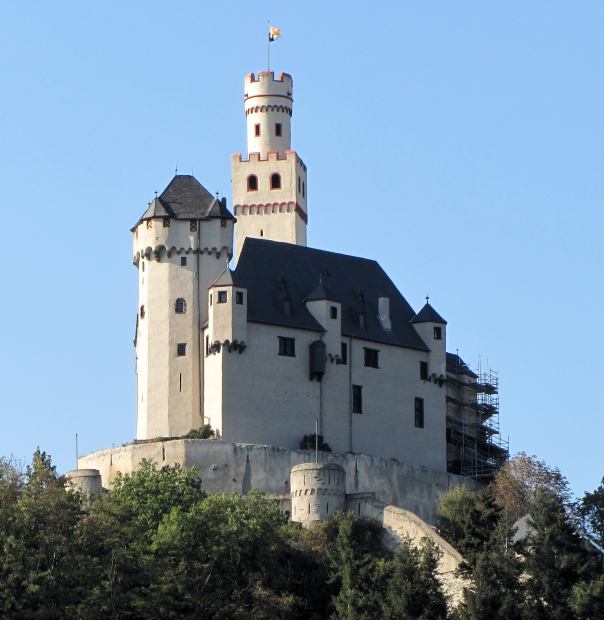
[232,150,306,170]
[245,71,293,101]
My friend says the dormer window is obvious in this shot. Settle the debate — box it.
[359,314,365,328]
[270,173,281,189]
[247,175,258,191]
[283,300,292,315]
[434,327,442,340]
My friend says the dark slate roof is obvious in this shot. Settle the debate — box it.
[210,268,247,289]
[446,353,477,378]
[411,302,447,325]
[234,238,429,351]
[304,281,339,303]
[133,175,235,228]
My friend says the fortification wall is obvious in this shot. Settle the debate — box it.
[78,439,479,525]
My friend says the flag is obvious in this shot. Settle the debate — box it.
[269,26,281,42]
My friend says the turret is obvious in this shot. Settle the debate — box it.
[245,71,293,158]
[411,301,447,384]
[132,175,235,440]
[232,71,308,262]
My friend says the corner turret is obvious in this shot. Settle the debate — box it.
[411,301,447,384]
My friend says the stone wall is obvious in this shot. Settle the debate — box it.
[78,439,479,525]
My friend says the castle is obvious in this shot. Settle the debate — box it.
[78,69,506,526]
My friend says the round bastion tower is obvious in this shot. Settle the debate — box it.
[132,175,235,440]
[232,71,308,262]
[291,463,346,525]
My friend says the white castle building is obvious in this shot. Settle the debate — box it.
[132,70,450,471]
[79,69,506,526]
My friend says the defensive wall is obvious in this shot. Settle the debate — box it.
[78,439,479,525]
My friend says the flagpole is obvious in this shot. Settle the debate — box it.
[267,21,270,71]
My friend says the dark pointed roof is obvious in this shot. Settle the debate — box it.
[133,175,235,229]
[446,353,477,378]
[210,268,247,289]
[234,238,429,351]
[410,303,447,325]
[304,281,339,303]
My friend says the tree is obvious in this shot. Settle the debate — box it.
[299,433,332,452]
[380,538,448,620]
[579,476,604,548]
[493,452,573,523]
[182,425,215,440]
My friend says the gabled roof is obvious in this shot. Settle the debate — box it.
[411,302,447,325]
[132,175,235,229]
[446,352,477,378]
[234,238,429,350]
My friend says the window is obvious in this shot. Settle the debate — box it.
[298,176,301,192]
[278,337,295,357]
[255,123,261,136]
[247,175,258,191]
[180,257,187,266]
[163,218,170,228]
[352,385,363,413]
[175,298,186,314]
[140,305,145,319]
[218,291,227,304]
[415,397,424,428]
[210,294,212,306]
[236,291,243,305]
[434,326,442,340]
[177,343,187,356]
[283,300,291,315]
[302,181,305,197]
[330,306,338,319]
[270,173,281,189]
[275,123,282,136]
[364,348,379,368]
[359,314,365,328]
[340,342,348,365]
[190,221,197,232]
[142,261,145,272]
[420,361,429,381]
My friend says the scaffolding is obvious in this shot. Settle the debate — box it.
[446,354,508,481]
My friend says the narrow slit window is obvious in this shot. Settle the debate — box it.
[415,397,425,428]
[352,385,363,413]
[255,124,261,137]
[340,343,348,365]
[275,123,282,136]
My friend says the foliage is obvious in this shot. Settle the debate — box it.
[181,425,216,440]
[299,433,332,452]
[493,451,573,522]
[579,476,604,548]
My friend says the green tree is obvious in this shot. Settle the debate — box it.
[579,476,604,549]
[379,538,447,620]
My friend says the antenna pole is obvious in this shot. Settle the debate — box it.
[75,434,78,469]
[267,21,270,71]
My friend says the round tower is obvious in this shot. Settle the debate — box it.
[65,469,102,509]
[245,71,293,157]
[290,463,346,525]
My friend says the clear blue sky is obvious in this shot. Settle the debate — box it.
[1,2,602,499]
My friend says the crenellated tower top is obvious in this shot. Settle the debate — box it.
[244,71,293,158]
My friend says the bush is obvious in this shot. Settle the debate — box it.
[299,433,331,452]
[181,425,215,440]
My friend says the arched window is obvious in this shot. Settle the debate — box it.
[175,298,186,314]
[270,173,281,189]
[247,175,258,191]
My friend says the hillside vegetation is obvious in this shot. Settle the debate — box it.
[0,451,602,619]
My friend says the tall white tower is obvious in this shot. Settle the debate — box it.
[232,71,308,262]
[132,175,234,439]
